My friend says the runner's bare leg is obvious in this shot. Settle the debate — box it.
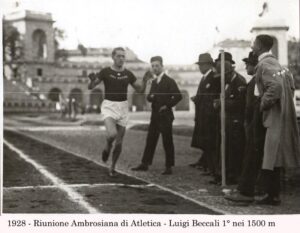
[110,124,126,175]
[103,117,117,155]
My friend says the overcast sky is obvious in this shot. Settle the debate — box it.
[1,0,299,64]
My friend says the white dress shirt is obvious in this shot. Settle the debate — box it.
[154,71,165,84]
[202,69,212,81]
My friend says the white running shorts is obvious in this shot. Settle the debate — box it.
[101,99,129,127]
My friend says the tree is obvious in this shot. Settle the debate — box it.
[54,27,68,61]
[78,43,87,56]
[3,20,23,78]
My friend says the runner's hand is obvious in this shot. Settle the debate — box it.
[88,73,97,82]
[143,70,153,83]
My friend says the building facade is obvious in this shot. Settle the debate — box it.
[3,10,193,113]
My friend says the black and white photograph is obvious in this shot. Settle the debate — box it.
[1,0,300,231]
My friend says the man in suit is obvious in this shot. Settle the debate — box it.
[132,56,182,175]
[251,35,300,205]
[225,51,266,203]
[190,53,220,176]
[213,52,247,185]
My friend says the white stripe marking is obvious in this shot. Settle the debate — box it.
[4,183,154,191]
[4,126,105,132]
[5,129,230,214]
[3,139,99,214]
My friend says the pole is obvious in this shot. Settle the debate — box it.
[220,50,226,187]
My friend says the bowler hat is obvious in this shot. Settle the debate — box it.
[242,51,258,66]
[195,53,214,65]
[215,52,235,64]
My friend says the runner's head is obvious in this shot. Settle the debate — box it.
[150,56,164,76]
[112,47,126,68]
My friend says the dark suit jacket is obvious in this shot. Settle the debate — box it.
[245,75,261,127]
[147,74,182,121]
[224,72,247,121]
[191,70,220,149]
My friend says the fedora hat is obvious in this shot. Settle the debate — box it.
[242,51,258,66]
[195,53,214,65]
[215,52,235,64]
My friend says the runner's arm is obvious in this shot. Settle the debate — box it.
[131,70,153,93]
[88,72,103,90]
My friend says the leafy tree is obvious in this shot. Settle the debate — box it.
[54,27,68,60]
[78,43,87,56]
[2,20,23,78]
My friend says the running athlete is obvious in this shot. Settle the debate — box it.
[88,47,151,176]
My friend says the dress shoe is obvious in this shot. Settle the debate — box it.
[209,176,221,185]
[255,195,281,206]
[189,161,201,168]
[200,171,211,176]
[195,164,204,170]
[226,179,238,185]
[224,192,254,203]
[209,179,221,185]
[108,169,117,177]
[254,190,266,196]
[102,150,109,162]
[131,164,148,171]
[189,162,199,168]
[162,167,172,175]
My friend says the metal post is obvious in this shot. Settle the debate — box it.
[220,50,226,187]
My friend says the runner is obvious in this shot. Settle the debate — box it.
[88,47,151,176]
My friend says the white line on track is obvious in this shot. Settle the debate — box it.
[4,183,155,191]
[3,139,100,214]
[5,128,230,214]
[4,126,106,131]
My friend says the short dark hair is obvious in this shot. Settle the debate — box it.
[150,56,163,65]
[112,47,125,56]
[256,34,274,51]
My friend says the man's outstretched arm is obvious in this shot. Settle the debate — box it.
[88,72,102,90]
[131,70,153,93]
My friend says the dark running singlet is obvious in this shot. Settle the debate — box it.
[96,67,137,101]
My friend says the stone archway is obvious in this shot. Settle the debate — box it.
[69,88,83,103]
[132,91,146,111]
[32,29,47,59]
[48,87,62,102]
[90,88,103,113]
[176,90,190,111]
